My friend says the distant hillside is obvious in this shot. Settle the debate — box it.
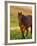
[10,6,32,16]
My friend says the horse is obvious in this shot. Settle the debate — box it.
[18,12,32,39]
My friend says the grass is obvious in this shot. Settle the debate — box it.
[10,14,32,40]
[10,29,32,40]
[10,14,19,27]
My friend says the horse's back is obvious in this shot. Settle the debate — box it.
[21,15,32,26]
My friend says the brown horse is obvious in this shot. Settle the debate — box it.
[18,12,32,39]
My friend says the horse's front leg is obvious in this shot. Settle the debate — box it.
[26,27,28,37]
[20,25,25,39]
[21,30,25,39]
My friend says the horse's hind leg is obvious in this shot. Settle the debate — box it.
[31,25,32,33]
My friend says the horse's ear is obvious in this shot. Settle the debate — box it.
[18,12,22,15]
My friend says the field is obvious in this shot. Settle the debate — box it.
[10,15,32,40]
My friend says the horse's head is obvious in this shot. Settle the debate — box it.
[18,12,22,21]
